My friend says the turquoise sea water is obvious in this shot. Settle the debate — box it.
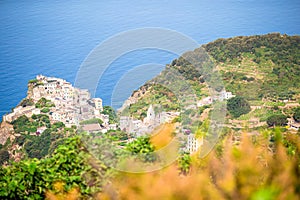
[0,0,299,119]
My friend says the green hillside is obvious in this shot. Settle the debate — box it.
[124,33,300,119]
[203,33,300,101]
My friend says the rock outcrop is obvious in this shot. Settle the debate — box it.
[0,122,14,145]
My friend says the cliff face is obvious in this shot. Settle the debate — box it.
[26,83,34,100]
[0,122,14,145]
[118,85,149,112]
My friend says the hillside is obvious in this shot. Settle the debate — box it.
[0,34,300,199]
[204,33,300,101]
[121,33,300,125]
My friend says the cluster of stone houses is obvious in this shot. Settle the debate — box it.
[197,90,235,107]
[119,104,204,154]
[120,105,180,137]
[2,75,117,132]
[32,75,109,127]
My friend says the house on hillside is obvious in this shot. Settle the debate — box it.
[186,134,203,154]
[290,123,300,131]
[288,118,300,131]
[82,123,103,133]
[197,97,212,107]
[219,90,235,101]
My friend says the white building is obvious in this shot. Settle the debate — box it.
[93,98,103,111]
[186,134,203,154]
[120,116,131,132]
[108,124,117,130]
[51,111,63,122]
[100,114,110,126]
[219,90,235,101]
[62,83,74,100]
[197,97,213,107]
[144,104,155,125]
[288,118,300,131]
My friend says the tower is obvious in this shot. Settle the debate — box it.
[144,104,155,124]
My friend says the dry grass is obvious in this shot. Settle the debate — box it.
[150,123,175,150]
[45,182,80,200]
[100,132,300,200]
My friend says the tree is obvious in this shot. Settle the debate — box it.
[19,98,34,107]
[178,152,191,175]
[35,98,54,108]
[227,96,251,118]
[293,107,300,122]
[79,118,103,125]
[266,114,287,127]
[101,106,117,124]
[0,150,9,165]
[126,136,156,162]
[52,122,65,129]
[41,108,50,113]
[0,136,109,199]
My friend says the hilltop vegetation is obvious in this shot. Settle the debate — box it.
[203,33,300,101]
[124,33,300,127]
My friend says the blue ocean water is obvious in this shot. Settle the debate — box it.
[0,0,299,120]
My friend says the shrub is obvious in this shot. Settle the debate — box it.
[126,136,156,162]
[19,98,34,107]
[267,114,287,127]
[41,108,50,113]
[0,150,9,165]
[79,118,103,125]
[293,107,300,122]
[227,96,251,118]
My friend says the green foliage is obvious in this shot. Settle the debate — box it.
[101,106,117,124]
[52,121,65,129]
[12,114,51,133]
[12,115,32,133]
[204,34,300,100]
[293,107,300,122]
[41,107,50,113]
[107,130,129,141]
[204,33,299,66]
[178,152,191,174]
[127,84,180,119]
[0,136,109,199]
[79,118,103,125]
[19,98,34,107]
[126,136,156,162]
[24,130,53,159]
[227,96,251,118]
[250,187,279,200]
[12,116,69,159]
[35,97,55,109]
[266,114,288,127]
[15,135,27,146]
[0,150,9,165]
[28,79,38,84]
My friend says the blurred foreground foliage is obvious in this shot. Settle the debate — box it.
[0,136,109,199]
[102,129,300,200]
[0,128,300,199]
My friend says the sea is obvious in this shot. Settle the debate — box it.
[0,0,299,120]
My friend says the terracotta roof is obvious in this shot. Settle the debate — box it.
[291,123,300,128]
[82,123,102,132]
